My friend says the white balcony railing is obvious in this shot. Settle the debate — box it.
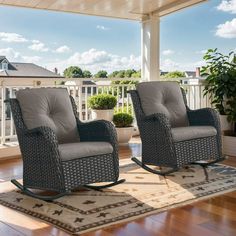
[0,77,211,146]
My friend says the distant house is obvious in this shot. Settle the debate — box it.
[181,67,205,85]
[184,71,196,78]
[0,56,62,78]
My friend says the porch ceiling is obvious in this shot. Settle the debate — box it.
[0,0,207,20]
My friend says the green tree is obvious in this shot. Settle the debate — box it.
[83,70,92,78]
[131,70,141,78]
[125,69,136,78]
[94,70,108,78]
[161,71,185,79]
[116,70,125,78]
[109,69,141,78]
[63,66,84,78]
[108,71,119,78]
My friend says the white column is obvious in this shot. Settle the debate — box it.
[141,15,160,81]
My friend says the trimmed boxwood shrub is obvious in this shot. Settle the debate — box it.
[88,94,117,110]
[113,112,134,127]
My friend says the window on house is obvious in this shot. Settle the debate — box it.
[2,62,8,70]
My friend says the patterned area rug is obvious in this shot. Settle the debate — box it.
[0,160,236,235]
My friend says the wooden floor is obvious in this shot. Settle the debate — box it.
[0,139,236,236]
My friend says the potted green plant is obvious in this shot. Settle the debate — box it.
[202,49,236,156]
[113,112,134,144]
[88,94,117,121]
[202,48,236,132]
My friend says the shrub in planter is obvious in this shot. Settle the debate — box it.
[88,94,117,121]
[202,48,236,133]
[88,94,117,110]
[113,113,134,144]
[113,113,134,127]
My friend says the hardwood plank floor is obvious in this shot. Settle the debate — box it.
[0,137,235,236]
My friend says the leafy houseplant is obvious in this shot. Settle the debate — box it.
[88,94,117,121]
[201,49,236,134]
[113,113,134,144]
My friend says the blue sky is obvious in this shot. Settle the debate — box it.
[0,0,235,74]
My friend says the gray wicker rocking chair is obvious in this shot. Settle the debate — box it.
[8,88,124,200]
[129,81,225,176]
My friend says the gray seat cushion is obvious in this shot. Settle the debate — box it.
[171,126,217,142]
[16,88,79,144]
[59,142,113,161]
[137,81,189,127]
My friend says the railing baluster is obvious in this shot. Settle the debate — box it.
[9,87,14,137]
[1,87,6,145]
[121,86,124,112]
[117,86,119,111]
[85,86,88,120]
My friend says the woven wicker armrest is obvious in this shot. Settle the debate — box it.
[143,113,172,131]
[77,119,117,144]
[24,126,58,144]
[144,113,170,125]
[187,108,220,129]
[141,113,173,141]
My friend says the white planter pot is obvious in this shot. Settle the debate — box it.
[91,109,114,122]
[220,115,233,132]
[222,135,236,157]
[116,127,133,144]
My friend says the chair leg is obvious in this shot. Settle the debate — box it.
[84,178,125,190]
[191,156,226,167]
[11,179,68,201]
[131,157,178,176]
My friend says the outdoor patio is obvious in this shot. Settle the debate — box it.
[0,0,235,235]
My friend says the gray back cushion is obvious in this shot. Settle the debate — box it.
[16,88,79,144]
[137,81,189,127]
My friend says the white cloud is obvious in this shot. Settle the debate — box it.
[162,49,175,56]
[160,58,206,72]
[0,48,21,60]
[96,25,110,31]
[46,48,140,74]
[216,18,236,38]
[28,41,49,52]
[32,39,41,44]
[160,59,180,71]
[0,32,28,43]
[217,0,236,14]
[67,48,112,65]
[0,47,42,64]
[55,45,71,53]
[22,56,42,63]
[196,49,207,54]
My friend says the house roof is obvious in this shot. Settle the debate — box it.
[0,56,8,63]
[185,71,196,77]
[0,0,207,21]
[0,62,62,78]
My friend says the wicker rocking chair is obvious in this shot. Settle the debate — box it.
[8,88,124,200]
[129,81,225,176]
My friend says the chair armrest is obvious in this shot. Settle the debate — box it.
[143,113,171,128]
[139,113,176,161]
[187,108,221,130]
[140,113,172,142]
[24,126,59,145]
[77,119,117,145]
